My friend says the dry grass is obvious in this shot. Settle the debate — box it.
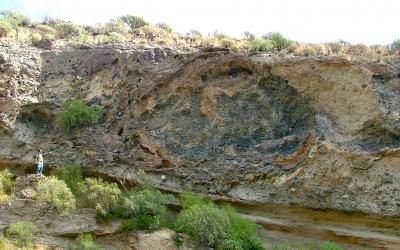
[0,11,399,64]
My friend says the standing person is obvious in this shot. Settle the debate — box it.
[35,149,44,176]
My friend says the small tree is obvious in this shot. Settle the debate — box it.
[118,15,148,30]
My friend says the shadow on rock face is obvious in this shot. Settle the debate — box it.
[136,73,316,167]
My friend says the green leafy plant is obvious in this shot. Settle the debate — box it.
[5,221,37,247]
[0,10,30,27]
[58,99,104,132]
[219,205,264,250]
[252,39,274,52]
[179,191,212,209]
[50,164,84,196]
[391,39,400,52]
[36,176,76,214]
[97,20,129,35]
[73,233,102,250]
[320,241,343,250]
[121,187,175,230]
[83,178,122,216]
[0,169,14,194]
[55,22,87,39]
[0,19,14,37]
[175,204,231,247]
[271,240,291,250]
[118,15,149,30]
[262,32,291,51]
[118,219,136,232]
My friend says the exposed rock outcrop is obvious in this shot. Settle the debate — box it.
[1,41,399,216]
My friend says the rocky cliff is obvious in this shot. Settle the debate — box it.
[1,41,399,216]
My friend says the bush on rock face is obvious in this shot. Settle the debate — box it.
[83,178,122,216]
[58,99,104,132]
[119,187,175,230]
[5,221,37,247]
[50,164,84,196]
[36,176,76,214]
[73,233,102,250]
[175,203,231,247]
[175,192,265,249]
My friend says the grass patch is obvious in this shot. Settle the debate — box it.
[5,221,37,248]
[320,241,343,250]
[73,233,102,250]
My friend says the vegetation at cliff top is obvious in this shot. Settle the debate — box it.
[0,10,399,63]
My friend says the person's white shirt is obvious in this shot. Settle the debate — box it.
[37,153,43,163]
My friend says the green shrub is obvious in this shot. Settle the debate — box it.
[180,191,211,209]
[121,187,175,230]
[50,164,84,196]
[55,22,87,39]
[219,232,264,250]
[320,241,343,250]
[83,178,121,216]
[6,221,37,247]
[219,205,264,250]
[0,169,14,194]
[271,240,291,250]
[220,38,239,52]
[74,233,102,250]
[118,15,149,30]
[119,219,136,232]
[0,19,14,37]
[175,204,231,247]
[36,176,76,214]
[0,10,30,27]
[58,99,104,132]
[34,23,57,36]
[391,39,400,52]
[252,39,274,52]
[262,32,291,51]
[97,20,129,36]
[156,22,173,33]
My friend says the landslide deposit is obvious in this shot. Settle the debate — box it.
[1,41,400,216]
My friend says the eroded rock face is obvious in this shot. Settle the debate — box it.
[1,42,400,216]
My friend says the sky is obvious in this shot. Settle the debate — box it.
[0,0,398,45]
